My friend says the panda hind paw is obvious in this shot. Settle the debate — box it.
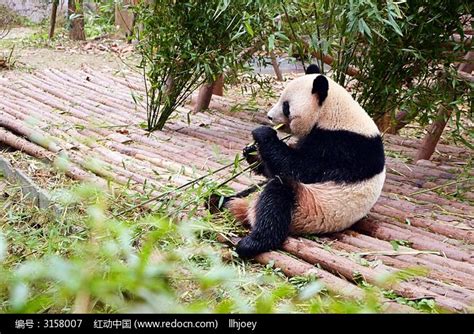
[236,236,267,259]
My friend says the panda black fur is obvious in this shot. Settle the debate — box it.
[224,64,386,258]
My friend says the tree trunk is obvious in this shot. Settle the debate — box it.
[392,110,412,132]
[270,51,283,81]
[415,105,451,161]
[458,51,474,74]
[115,0,136,39]
[375,110,412,134]
[211,74,224,96]
[49,0,59,39]
[193,82,214,113]
[193,75,224,113]
[68,0,85,41]
[375,113,393,133]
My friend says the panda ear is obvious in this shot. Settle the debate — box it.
[305,64,320,74]
[312,75,328,106]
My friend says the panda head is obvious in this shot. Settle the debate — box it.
[267,65,329,137]
[266,64,379,138]
[266,64,330,137]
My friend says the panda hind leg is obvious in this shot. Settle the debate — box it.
[236,179,295,259]
[226,197,258,228]
[205,181,265,214]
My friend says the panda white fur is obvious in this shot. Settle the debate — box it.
[221,64,386,258]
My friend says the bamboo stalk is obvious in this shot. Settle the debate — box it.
[384,133,471,157]
[356,250,441,257]
[334,231,474,277]
[7,78,254,189]
[371,202,473,243]
[409,178,473,196]
[325,239,474,303]
[382,179,473,213]
[283,237,471,312]
[0,128,106,186]
[355,218,473,263]
[113,158,246,217]
[325,237,474,289]
[220,235,416,313]
[2,80,252,193]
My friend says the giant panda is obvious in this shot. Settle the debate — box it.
[218,64,386,258]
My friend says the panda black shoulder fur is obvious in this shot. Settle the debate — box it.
[223,64,385,258]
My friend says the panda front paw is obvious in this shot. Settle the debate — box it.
[251,126,277,144]
[236,236,266,259]
[243,144,260,165]
[204,193,230,214]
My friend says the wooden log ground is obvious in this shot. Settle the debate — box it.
[0,69,472,313]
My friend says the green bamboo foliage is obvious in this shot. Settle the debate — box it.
[135,0,274,131]
[265,0,472,139]
[135,0,471,142]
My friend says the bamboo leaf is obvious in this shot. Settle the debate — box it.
[358,18,372,39]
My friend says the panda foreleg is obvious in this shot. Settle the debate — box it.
[251,127,296,178]
[243,143,273,178]
[236,178,295,258]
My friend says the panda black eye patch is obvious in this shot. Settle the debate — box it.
[283,101,290,118]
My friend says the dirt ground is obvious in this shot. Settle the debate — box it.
[0,27,138,81]
[0,26,304,81]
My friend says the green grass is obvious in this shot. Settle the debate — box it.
[0,170,429,314]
